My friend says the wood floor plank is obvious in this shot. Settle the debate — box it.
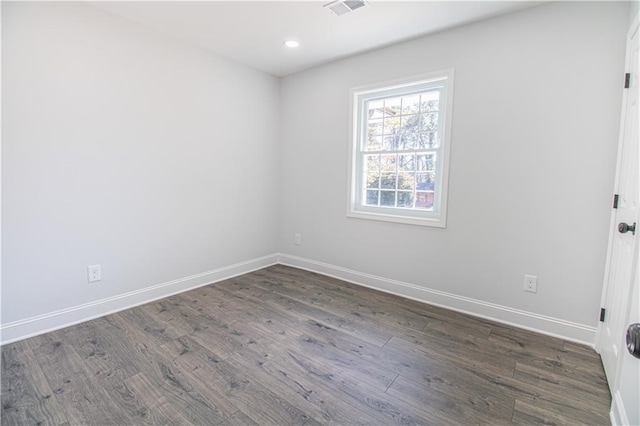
[218,410,259,426]
[220,278,395,347]
[26,333,133,425]
[423,317,492,340]
[1,340,69,426]
[513,362,611,416]
[489,322,566,351]
[385,333,516,377]
[176,286,299,328]
[1,265,611,425]
[141,299,242,359]
[227,346,384,425]
[260,266,492,334]
[161,336,314,426]
[381,348,519,417]
[246,268,430,332]
[563,341,602,360]
[512,397,600,425]
[105,313,235,425]
[249,280,438,348]
[124,372,192,425]
[56,317,140,382]
[263,327,398,392]
[375,334,514,385]
[489,329,609,388]
[386,374,512,425]
[274,347,449,425]
[115,306,184,346]
[106,378,176,425]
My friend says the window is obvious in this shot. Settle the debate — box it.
[348,70,454,227]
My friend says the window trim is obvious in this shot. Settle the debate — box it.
[347,69,455,228]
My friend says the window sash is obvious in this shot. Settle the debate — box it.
[348,70,454,227]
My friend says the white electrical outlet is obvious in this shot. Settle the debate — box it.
[87,265,101,283]
[294,233,301,245]
[524,274,537,293]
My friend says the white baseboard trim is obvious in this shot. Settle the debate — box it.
[1,252,597,347]
[610,390,629,426]
[0,254,278,345]
[277,253,597,346]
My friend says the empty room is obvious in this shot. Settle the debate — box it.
[2,0,639,424]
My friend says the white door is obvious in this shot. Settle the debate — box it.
[597,13,640,425]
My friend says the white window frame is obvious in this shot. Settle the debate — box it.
[347,69,454,227]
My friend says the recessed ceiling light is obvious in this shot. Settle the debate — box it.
[284,40,300,48]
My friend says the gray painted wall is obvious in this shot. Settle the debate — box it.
[2,2,280,323]
[278,1,629,328]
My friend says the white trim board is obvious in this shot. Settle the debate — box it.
[1,252,596,346]
[277,253,597,346]
[0,254,278,345]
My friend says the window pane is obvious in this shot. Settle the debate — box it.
[367,136,382,151]
[367,100,384,119]
[383,117,398,134]
[421,92,439,112]
[416,154,436,172]
[365,155,381,189]
[416,172,434,190]
[380,191,396,206]
[383,134,399,150]
[397,191,414,207]
[415,191,434,209]
[420,113,439,132]
[400,115,421,149]
[366,190,379,206]
[402,95,420,114]
[380,173,396,189]
[368,119,382,137]
[419,132,438,149]
[401,114,420,130]
[384,97,401,115]
[398,173,415,190]
[398,155,415,171]
[401,133,421,150]
[365,171,380,189]
[380,154,397,171]
[365,154,380,172]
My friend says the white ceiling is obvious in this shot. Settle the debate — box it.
[93,1,541,77]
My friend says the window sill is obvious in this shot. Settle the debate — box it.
[347,210,446,228]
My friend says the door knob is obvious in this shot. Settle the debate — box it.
[627,323,640,359]
[618,222,636,235]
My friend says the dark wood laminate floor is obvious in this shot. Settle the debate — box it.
[2,265,611,425]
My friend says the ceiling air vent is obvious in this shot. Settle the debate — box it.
[323,0,368,16]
